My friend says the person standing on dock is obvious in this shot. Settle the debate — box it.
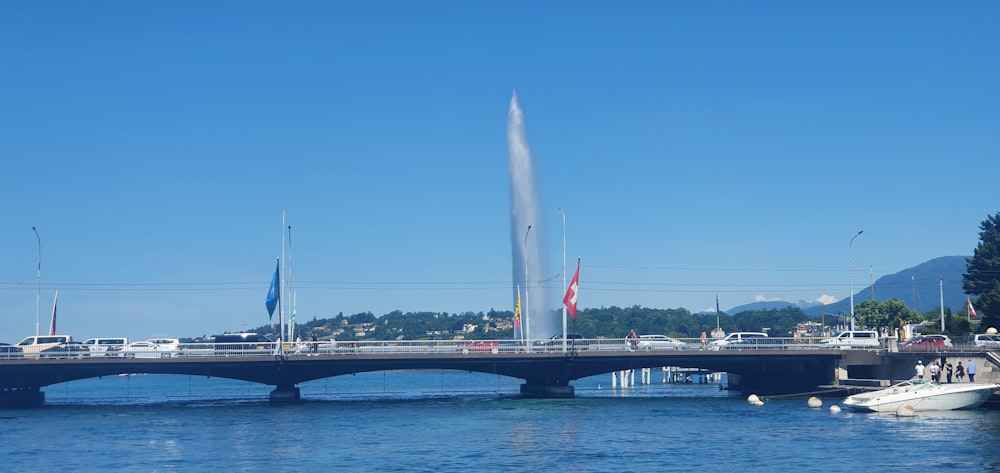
[928,360,940,382]
[914,360,925,379]
[627,329,639,351]
[700,331,708,350]
[967,359,977,382]
[956,361,965,382]
[944,360,954,383]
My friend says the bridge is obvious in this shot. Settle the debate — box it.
[0,338,851,406]
[3,338,992,406]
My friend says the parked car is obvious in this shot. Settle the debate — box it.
[901,334,953,348]
[636,335,686,350]
[38,342,89,359]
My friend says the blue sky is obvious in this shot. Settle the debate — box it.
[2,2,998,341]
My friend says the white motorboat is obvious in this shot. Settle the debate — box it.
[842,379,999,413]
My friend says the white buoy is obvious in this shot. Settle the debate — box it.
[830,405,841,413]
[753,399,765,406]
[807,396,823,408]
[747,394,760,404]
[896,404,916,417]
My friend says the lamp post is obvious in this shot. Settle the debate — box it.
[31,226,41,337]
[559,208,567,353]
[523,225,532,348]
[849,230,863,331]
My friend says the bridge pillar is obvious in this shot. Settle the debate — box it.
[269,385,301,403]
[0,387,45,407]
[520,383,574,398]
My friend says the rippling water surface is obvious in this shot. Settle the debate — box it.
[3,371,998,472]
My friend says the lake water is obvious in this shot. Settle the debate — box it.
[2,370,998,472]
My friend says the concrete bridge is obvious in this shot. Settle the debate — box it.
[2,339,995,406]
[0,340,844,406]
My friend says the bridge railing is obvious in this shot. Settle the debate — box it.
[8,337,994,360]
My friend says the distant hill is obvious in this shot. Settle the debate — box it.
[725,300,795,313]
[724,256,970,316]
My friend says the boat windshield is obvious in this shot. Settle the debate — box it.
[891,379,941,390]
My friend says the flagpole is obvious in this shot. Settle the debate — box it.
[32,226,41,337]
[870,265,875,301]
[524,225,532,351]
[49,290,58,336]
[287,223,294,342]
[515,285,522,343]
[939,279,944,332]
[279,209,286,355]
[560,208,567,353]
[572,257,579,348]
[716,295,720,332]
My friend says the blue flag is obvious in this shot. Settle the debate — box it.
[266,259,280,319]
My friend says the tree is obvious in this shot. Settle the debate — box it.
[853,299,918,332]
[962,212,1000,331]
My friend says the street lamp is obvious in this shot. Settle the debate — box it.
[32,226,41,337]
[849,230,863,331]
[524,225,532,348]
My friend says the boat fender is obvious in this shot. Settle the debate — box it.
[895,404,916,417]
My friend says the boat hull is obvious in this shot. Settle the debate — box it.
[842,381,999,413]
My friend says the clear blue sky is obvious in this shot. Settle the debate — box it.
[2,2,997,341]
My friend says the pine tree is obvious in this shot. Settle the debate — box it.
[962,212,1000,331]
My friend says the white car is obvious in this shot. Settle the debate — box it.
[819,331,880,349]
[121,341,169,358]
[969,334,1000,350]
[710,332,769,350]
[636,335,686,350]
[146,338,182,355]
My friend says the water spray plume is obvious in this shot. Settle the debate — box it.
[506,92,554,339]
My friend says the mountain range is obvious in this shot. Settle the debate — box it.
[724,256,971,316]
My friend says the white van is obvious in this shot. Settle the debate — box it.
[820,330,880,349]
[16,335,73,356]
[81,338,129,356]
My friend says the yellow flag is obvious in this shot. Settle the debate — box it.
[514,286,522,328]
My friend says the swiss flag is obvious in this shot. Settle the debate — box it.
[563,261,580,320]
[968,297,978,319]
